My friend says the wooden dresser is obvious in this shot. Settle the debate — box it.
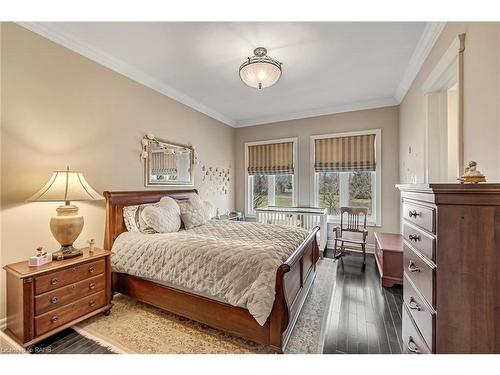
[397,184,500,354]
[3,248,112,347]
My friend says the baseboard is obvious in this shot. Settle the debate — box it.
[326,240,375,254]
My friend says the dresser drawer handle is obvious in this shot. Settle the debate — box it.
[408,297,422,311]
[71,267,77,272]
[50,296,59,304]
[408,210,420,218]
[408,261,421,273]
[88,266,95,274]
[50,278,58,285]
[89,300,96,307]
[406,336,421,354]
[408,234,421,242]
[51,316,59,323]
[89,282,96,290]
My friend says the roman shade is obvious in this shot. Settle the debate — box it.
[314,134,376,172]
[151,151,178,175]
[248,142,294,175]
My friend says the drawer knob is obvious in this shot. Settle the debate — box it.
[408,297,422,311]
[50,278,58,285]
[408,210,420,218]
[406,336,421,354]
[89,300,96,307]
[50,296,59,304]
[408,261,421,273]
[89,282,96,290]
[88,266,95,274]
[51,316,59,323]
[408,234,421,242]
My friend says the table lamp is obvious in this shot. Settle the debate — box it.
[27,166,104,260]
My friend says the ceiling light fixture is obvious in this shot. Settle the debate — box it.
[239,47,282,89]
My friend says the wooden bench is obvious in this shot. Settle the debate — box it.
[374,232,403,287]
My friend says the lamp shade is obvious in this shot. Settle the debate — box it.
[27,167,104,203]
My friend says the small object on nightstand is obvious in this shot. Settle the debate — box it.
[215,208,220,220]
[88,239,95,253]
[28,247,52,267]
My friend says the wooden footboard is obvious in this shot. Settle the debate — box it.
[270,226,320,352]
[105,190,320,353]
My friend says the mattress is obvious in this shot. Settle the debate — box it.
[111,219,309,325]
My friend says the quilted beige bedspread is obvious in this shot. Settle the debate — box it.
[111,220,310,325]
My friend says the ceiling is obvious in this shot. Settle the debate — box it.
[20,22,445,127]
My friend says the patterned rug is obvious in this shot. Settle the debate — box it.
[74,258,337,354]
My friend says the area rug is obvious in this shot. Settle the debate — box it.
[74,258,337,354]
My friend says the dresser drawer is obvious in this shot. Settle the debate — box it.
[403,201,435,233]
[35,259,105,295]
[403,273,435,351]
[403,244,436,308]
[35,274,105,316]
[403,221,436,261]
[402,306,431,354]
[35,291,106,336]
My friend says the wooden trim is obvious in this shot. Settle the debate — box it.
[105,190,319,352]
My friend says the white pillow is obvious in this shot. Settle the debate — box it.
[123,203,157,233]
[179,195,208,229]
[141,196,181,233]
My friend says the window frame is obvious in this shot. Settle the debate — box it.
[310,129,382,226]
[245,137,298,217]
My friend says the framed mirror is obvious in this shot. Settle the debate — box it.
[142,135,194,187]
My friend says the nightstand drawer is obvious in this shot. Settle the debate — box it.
[35,274,105,315]
[35,290,106,336]
[35,259,105,295]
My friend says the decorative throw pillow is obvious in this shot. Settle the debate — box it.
[179,195,208,229]
[141,196,181,233]
[123,202,159,234]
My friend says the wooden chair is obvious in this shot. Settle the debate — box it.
[333,207,369,266]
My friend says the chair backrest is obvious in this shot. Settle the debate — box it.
[339,206,368,234]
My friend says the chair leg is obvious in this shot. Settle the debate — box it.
[362,243,366,268]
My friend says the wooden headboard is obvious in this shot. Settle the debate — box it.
[103,189,198,250]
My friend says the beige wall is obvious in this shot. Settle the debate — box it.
[234,106,401,244]
[0,23,235,319]
[400,22,500,183]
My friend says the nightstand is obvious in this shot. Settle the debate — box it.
[3,248,112,348]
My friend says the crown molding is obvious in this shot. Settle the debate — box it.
[234,97,398,128]
[17,22,236,127]
[394,22,446,103]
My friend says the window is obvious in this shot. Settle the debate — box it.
[311,130,381,225]
[245,138,297,216]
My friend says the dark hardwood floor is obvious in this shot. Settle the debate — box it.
[29,328,114,354]
[323,250,403,354]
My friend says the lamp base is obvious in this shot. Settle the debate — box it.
[52,245,83,261]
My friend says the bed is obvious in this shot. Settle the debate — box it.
[104,189,320,353]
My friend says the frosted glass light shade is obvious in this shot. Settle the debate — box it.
[27,168,104,203]
[239,47,282,89]
[239,60,282,89]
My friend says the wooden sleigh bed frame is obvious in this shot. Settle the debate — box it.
[103,189,320,353]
